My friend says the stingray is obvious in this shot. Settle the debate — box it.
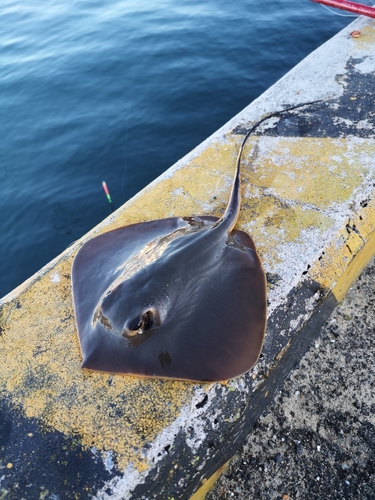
[72,132,265,382]
[72,103,316,382]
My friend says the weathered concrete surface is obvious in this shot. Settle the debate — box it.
[0,14,375,500]
[207,255,375,500]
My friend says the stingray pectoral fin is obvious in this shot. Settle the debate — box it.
[79,323,143,374]
[80,324,175,378]
[183,247,266,381]
[80,329,126,373]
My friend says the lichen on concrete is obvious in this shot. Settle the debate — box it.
[0,258,195,472]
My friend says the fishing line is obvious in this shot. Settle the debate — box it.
[320,4,358,16]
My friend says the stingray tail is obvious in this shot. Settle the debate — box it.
[217,99,324,233]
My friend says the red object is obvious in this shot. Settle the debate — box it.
[311,0,375,19]
[102,181,110,196]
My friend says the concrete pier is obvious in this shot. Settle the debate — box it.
[0,13,374,500]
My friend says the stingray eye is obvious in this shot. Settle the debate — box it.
[127,310,160,336]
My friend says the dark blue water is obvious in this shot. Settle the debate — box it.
[1,0,353,297]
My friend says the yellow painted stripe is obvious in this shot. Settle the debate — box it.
[310,197,375,296]
[332,226,375,302]
[190,461,229,500]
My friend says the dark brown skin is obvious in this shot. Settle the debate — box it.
[72,214,266,381]
[72,101,319,382]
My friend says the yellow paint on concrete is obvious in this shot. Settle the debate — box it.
[333,226,375,302]
[189,461,229,500]
[240,194,332,267]
[247,137,369,209]
[310,196,375,299]
[1,131,375,475]
[238,137,375,270]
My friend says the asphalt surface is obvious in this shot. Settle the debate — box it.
[207,255,375,500]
